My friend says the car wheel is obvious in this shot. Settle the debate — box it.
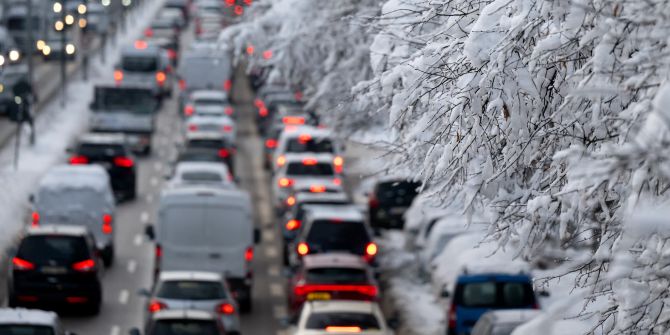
[239,297,252,314]
[102,245,115,267]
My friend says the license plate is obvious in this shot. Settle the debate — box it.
[41,266,67,275]
[307,292,331,301]
[390,207,407,215]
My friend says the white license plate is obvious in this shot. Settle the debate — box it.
[41,266,67,275]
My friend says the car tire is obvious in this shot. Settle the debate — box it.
[239,297,252,314]
[102,245,115,267]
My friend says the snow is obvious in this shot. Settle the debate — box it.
[0,308,58,326]
[37,165,110,192]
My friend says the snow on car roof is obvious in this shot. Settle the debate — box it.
[39,165,110,192]
[284,153,335,163]
[174,161,230,175]
[304,204,365,222]
[308,300,379,314]
[191,90,228,100]
[26,224,89,236]
[0,308,58,326]
[152,310,216,321]
[280,125,332,139]
[461,260,531,277]
[160,186,250,207]
[158,271,223,282]
[295,192,350,204]
[79,132,127,144]
[303,253,368,269]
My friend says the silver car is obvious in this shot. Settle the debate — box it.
[140,271,241,334]
[0,308,74,335]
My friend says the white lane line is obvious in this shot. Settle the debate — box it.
[268,265,280,277]
[273,305,287,319]
[270,283,284,298]
[110,325,120,335]
[150,177,159,187]
[134,234,143,246]
[263,229,275,242]
[127,260,137,274]
[141,211,149,223]
[265,246,278,258]
[119,289,130,305]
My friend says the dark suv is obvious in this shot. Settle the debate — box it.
[68,133,137,200]
[185,134,236,175]
[368,179,421,230]
[8,225,103,314]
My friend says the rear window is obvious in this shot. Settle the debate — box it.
[93,87,157,114]
[455,281,536,308]
[157,280,227,300]
[150,320,219,335]
[0,325,55,335]
[306,267,368,284]
[122,56,158,72]
[188,139,227,149]
[286,138,333,154]
[375,181,421,204]
[306,312,380,330]
[180,172,223,183]
[194,98,225,106]
[286,163,334,176]
[77,143,126,157]
[17,236,90,264]
[306,220,370,253]
[178,151,221,163]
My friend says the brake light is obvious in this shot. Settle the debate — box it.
[218,149,230,158]
[448,303,457,330]
[285,219,301,231]
[265,139,277,149]
[294,284,377,297]
[333,156,344,173]
[309,185,326,193]
[66,296,88,303]
[179,79,187,91]
[262,50,273,60]
[102,214,113,234]
[333,178,342,186]
[224,107,234,116]
[69,155,89,165]
[365,242,378,257]
[167,49,177,60]
[155,245,162,258]
[188,124,198,132]
[72,259,96,272]
[243,0,252,4]
[286,196,296,206]
[259,106,268,117]
[298,134,312,143]
[184,104,194,116]
[325,326,361,333]
[233,5,243,15]
[114,156,134,168]
[156,71,167,86]
[276,155,286,167]
[225,0,234,6]
[144,28,153,37]
[134,40,148,49]
[368,195,379,209]
[282,116,305,125]
[278,178,294,188]
[148,299,167,313]
[222,125,234,133]
[217,303,235,315]
[31,211,40,227]
[297,242,309,256]
[114,70,123,82]
[223,79,232,91]
[12,257,35,271]
[254,99,265,108]
[302,158,317,166]
[245,247,253,262]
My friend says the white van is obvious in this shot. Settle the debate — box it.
[147,186,258,313]
[32,165,116,266]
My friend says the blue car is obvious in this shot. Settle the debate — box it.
[446,273,539,335]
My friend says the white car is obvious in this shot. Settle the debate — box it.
[167,162,233,189]
[0,308,72,334]
[273,126,343,173]
[183,90,233,118]
[185,115,236,144]
[272,153,341,209]
[290,300,394,335]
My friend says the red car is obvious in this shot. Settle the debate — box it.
[287,253,379,316]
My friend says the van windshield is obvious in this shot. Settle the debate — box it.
[162,205,248,247]
[37,189,107,213]
[455,281,536,308]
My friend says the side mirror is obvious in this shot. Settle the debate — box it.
[128,328,141,335]
[137,288,151,297]
[28,194,34,203]
[254,228,260,244]
[144,225,155,240]
[538,290,550,298]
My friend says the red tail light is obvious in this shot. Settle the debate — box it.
[286,196,296,206]
[114,70,123,82]
[297,242,309,256]
[243,0,252,4]
[278,178,294,188]
[72,259,96,272]
[184,105,194,116]
[285,219,301,231]
[114,156,134,168]
[298,134,312,143]
[333,178,342,186]
[156,71,167,86]
[179,79,187,91]
[302,158,317,166]
[223,79,232,91]
[448,303,457,330]
[309,185,326,193]
[368,196,379,209]
[254,99,265,108]
[294,284,377,298]
[233,5,243,15]
[12,257,35,271]
[69,155,89,165]
[144,28,153,37]
[218,149,230,158]
[217,303,235,315]
[258,106,268,117]
[222,125,233,133]
[148,299,167,313]
[66,296,88,303]
[224,107,234,116]
[224,0,234,6]
[155,245,162,258]
[265,139,277,149]
[167,49,177,60]
[245,247,253,262]
[102,214,113,234]
[31,211,40,227]
[188,124,198,132]
[134,40,148,49]
[282,116,305,125]
[262,50,272,60]
[333,156,344,173]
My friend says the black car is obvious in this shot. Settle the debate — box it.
[367,179,421,230]
[68,133,137,200]
[8,225,103,314]
[184,134,236,175]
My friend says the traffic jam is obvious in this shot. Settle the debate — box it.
[0,0,548,335]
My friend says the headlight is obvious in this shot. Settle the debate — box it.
[0,55,5,66]
[65,44,76,55]
[36,40,45,50]
[9,50,20,61]
[122,0,131,6]
[42,46,52,56]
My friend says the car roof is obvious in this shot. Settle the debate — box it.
[39,165,110,192]
[0,308,58,326]
[25,224,89,237]
[307,300,379,314]
[187,115,233,124]
[191,90,227,100]
[295,192,350,204]
[175,161,229,174]
[483,310,541,324]
[121,43,162,55]
[303,253,368,269]
[186,131,227,141]
[158,271,223,282]
[280,126,332,139]
[78,132,127,145]
[151,310,217,321]
[304,205,365,222]
[160,186,250,206]
[284,153,335,164]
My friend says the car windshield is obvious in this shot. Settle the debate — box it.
[306,312,380,330]
[306,220,370,254]
[286,163,334,176]
[180,171,223,183]
[93,87,157,114]
[17,236,89,264]
[157,280,227,300]
[306,267,368,284]
[375,181,421,205]
[286,138,334,154]
[0,325,55,335]
[78,143,127,158]
[150,320,219,335]
[122,56,158,72]
[456,281,536,308]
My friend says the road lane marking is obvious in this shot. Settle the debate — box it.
[134,234,143,246]
[273,305,287,319]
[119,289,129,304]
[127,260,137,274]
[110,325,120,335]
[263,229,275,242]
[268,265,280,277]
[265,246,278,258]
[141,211,149,223]
[270,283,284,298]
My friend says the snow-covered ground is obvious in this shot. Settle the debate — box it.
[0,1,165,252]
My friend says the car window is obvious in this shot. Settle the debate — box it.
[306,220,370,253]
[286,138,334,154]
[17,236,90,263]
[157,280,227,300]
[306,267,368,284]
[456,281,536,308]
[150,320,219,335]
[0,325,55,335]
[179,56,231,90]
[188,139,227,149]
[178,151,221,163]
[306,312,380,330]
[36,188,107,212]
[180,172,223,183]
[78,143,127,157]
[122,56,158,72]
[286,163,334,176]
[194,99,225,106]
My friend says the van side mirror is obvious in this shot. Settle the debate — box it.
[254,228,260,244]
[145,225,155,240]
[128,328,141,335]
